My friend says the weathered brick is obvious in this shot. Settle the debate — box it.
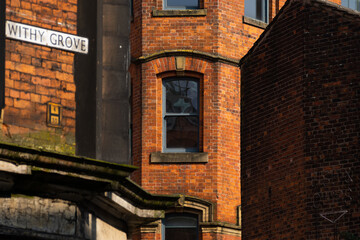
[30,93,41,103]
[4,0,77,153]
[14,99,32,109]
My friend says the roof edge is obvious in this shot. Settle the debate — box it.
[240,0,359,67]
[240,0,295,66]
[0,141,137,179]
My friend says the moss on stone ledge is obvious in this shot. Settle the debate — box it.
[0,129,75,156]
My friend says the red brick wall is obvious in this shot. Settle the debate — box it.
[130,0,247,229]
[130,0,266,60]
[202,232,241,240]
[3,0,77,154]
[303,1,360,238]
[241,1,307,239]
[241,1,359,239]
[132,231,161,240]
[131,57,241,227]
[130,0,343,239]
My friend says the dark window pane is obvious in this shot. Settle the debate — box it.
[165,79,198,114]
[165,228,198,240]
[166,0,199,9]
[166,116,198,149]
[163,213,198,240]
[165,216,198,227]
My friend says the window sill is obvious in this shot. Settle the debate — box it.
[243,16,268,29]
[150,152,208,163]
[152,9,207,17]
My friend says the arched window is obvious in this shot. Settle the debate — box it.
[162,213,199,240]
[163,77,199,152]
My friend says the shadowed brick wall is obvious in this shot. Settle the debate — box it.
[241,1,359,239]
[303,1,360,238]
[241,1,307,238]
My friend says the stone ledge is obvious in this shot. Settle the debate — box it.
[243,16,268,29]
[152,9,207,17]
[200,222,241,237]
[150,152,208,163]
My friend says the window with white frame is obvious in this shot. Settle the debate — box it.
[342,0,360,11]
[163,77,199,152]
[244,0,268,23]
[164,0,199,9]
[162,213,199,240]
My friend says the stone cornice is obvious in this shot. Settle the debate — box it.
[152,9,207,17]
[0,141,182,210]
[0,142,137,179]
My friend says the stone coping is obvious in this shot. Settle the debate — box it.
[0,142,137,179]
[243,16,268,29]
[153,9,207,17]
[150,152,208,163]
[200,222,242,237]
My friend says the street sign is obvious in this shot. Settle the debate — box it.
[5,21,88,54]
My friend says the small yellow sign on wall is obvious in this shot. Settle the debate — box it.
[47,103,62,127]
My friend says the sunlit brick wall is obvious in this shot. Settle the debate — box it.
[3,0,77,154]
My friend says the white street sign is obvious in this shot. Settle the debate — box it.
[5,21,88,54]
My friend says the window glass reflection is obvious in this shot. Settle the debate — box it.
[166,116,199,149]
[342,0,360,11]
[164,80,198,114]
[163,78,199,152]
[244,0,268,22]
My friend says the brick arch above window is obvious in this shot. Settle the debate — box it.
[150,57,210,76]
[133,50,239,71]
[167,196,213,223]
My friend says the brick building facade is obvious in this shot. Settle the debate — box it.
[0,0,165,239]
[1,0,358,239]
[2,0,132,163]
[241,0,360,239]
[128,0,297,239]
[3,0,78,154]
